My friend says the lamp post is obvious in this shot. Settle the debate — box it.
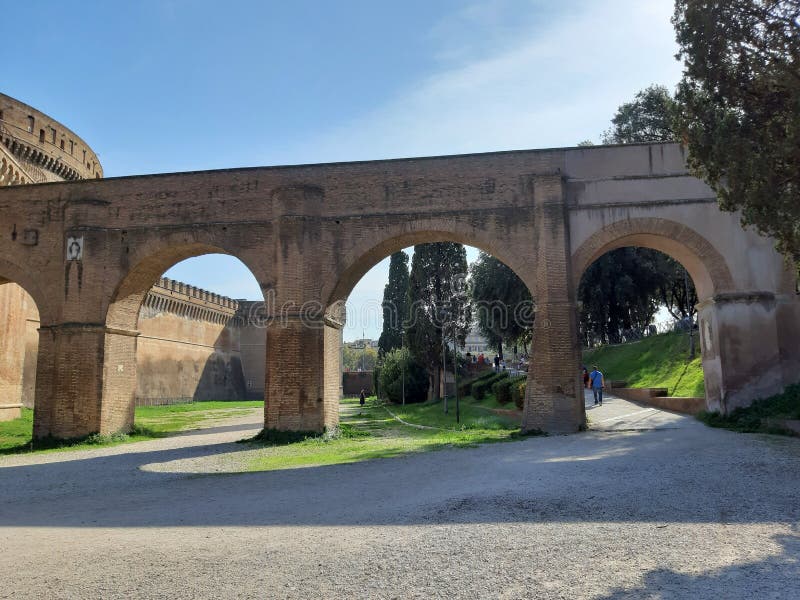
[453,311,460,425]
[401,331,406,406]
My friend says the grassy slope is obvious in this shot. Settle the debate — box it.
[582,331,704,397]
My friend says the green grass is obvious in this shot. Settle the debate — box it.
[0,400,262,455]
[242,395,529,472]
[135,400,261,434]
[698,383,800,435]
[583,331,704,397]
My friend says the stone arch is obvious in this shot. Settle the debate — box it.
[571,217,735,301]
[315,222,536,429]
[325,223,535,311]
[101,241,266,434]
[0,256,50,324]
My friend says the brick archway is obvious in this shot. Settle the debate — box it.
[571,217,736,301]
[100,242,266,435]
[325,226,536,310]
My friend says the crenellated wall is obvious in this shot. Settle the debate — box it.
[135,278,254,404]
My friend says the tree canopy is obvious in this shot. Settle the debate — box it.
[673,0,800,260]
[406,242,471,400]
[469,252,533,357]
[377,252,410,357]
[601,84,679,144]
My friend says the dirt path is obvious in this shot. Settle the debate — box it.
[1,402,799,599]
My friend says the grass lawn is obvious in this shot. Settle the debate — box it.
[242,395,525,472]
[0,400,262,455]
[1,395,528,470]
[583,331,704,397]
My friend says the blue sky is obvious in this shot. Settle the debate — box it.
[5,0,682,340]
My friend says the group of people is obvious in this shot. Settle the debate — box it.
[582,365,605,406]
[467,352,528,374]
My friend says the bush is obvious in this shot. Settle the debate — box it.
[493,376,526,405]
[377,347,428,404]
[511,380,527,410]
[458,369,497,397]
[472,371,509,400]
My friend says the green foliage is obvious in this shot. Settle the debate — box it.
[492,375,526,405]
[244,396,524,472]
[457,368,495,397]
[582,331,705,397]
[601,84,679,144]
[1,401,263,455]
[377,347,429,404]
[378,252,410,356]
[342,344,378,371]
[698,383,800,435]
[673,1,800,260]
[579,248,696,345]
[406,242,471,399]
[511,379,527,410]
[471,371,509,401]
[469,251,533,357]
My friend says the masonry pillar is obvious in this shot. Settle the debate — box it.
[698,291,800,413]
[521,175,585,433]
[263,314,341,433]
[99,328,140,434]
[32,324,105,439]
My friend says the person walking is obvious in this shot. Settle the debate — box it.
[589,365,604,406]
[359,389,366,407]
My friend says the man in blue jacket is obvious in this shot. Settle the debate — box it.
[589,365,605,406]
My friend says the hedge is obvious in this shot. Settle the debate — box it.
[471,371,509,400]
[458,369,498,397]
[492,376,526,405]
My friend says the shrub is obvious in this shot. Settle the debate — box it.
[493,376,526,405]
[458,369,498,397]
[472,371,509,400]
[377,347,428,404]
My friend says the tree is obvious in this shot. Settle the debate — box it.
[578,248,664,345]
[673,1,800,261]
[406,242,471,400]
[377,347,428,404]
[601,84,679,144]
[343,345,377,372]
[469,252,533,358]
[377,252,410,356]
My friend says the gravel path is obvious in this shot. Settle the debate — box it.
[1,394,798,599]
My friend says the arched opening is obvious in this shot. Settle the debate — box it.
[0,282,40,427]
[327,231,536,433]
[102,247,265,437]
[577,246,706,410]
[572,219,735,415]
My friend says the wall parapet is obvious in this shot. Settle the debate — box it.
[140,277,239,325]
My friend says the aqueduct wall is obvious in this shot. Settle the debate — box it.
[0,277,266,420]
[0,141,796,439]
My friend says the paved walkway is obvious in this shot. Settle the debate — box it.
[584,388,693,431]
[0,399,798,599]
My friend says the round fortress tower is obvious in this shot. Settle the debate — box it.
[0,92,102,185]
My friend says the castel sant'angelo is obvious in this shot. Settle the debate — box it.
[0,93,265,419]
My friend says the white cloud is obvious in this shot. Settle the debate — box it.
[276,0,682,165]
